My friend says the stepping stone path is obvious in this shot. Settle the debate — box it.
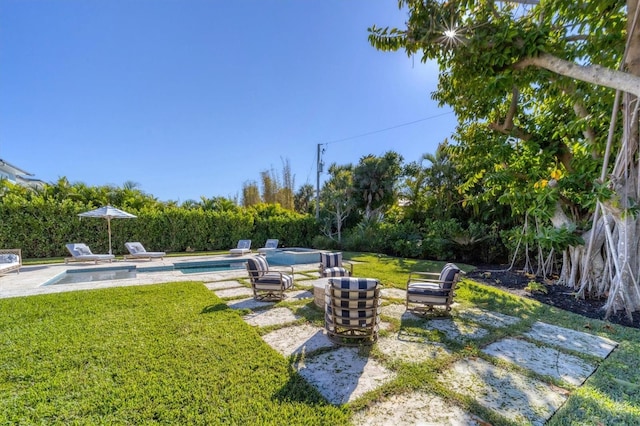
[211,280,619,425]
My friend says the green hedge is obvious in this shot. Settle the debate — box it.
[0,203,318,259]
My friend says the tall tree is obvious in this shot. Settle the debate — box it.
[370,0,640,319]
[241,181,261,207]
[320,164,355,242]
[352,151,404,220]
[294,183,315,214]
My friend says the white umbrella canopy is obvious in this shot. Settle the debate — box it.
[78,205,137,254]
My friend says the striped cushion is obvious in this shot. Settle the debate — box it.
[255,273,293,290]
[325,278,380,327]
[407,283,449,298]
[323,266,350,277]
[321,252,343,268]
[246,256,269,279]
[439,263,460,289]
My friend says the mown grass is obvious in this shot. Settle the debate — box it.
[0,282,348,424]
[2,252,640,425]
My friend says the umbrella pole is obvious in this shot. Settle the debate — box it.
[108,218,112,255]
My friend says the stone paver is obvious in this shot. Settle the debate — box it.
[376,336,451,363]
[380,303,422,321]
[424,318,489,341]
[262,324,334,356]
[295,346,396,405]
[351,391,485,426]
[525,321,618,358]
[213,286,254,298]
[438,358,568,426]
[457,307,521,328]
[381,288,406,300]
[483,338,596,386]
[226,297,274,310]
[243,307,299,327]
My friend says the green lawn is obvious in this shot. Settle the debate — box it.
[2,253,639,425]
[0,282,348,424]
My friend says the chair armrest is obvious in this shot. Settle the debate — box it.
[343,260,354,275]
[270,265,294,275]
[407,271,440,282]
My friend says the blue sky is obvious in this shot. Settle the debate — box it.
[1,0,457,203]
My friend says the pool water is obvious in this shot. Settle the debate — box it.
[175,261,246,274]
[44,259,247,286]
[46,266,137,285]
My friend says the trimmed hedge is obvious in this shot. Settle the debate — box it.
[0,203,318,259]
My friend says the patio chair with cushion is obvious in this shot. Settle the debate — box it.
[0,249,21,275]
[325,277,381,345]
[319,252,353,277]
[405,263,462,315]
[245,256,294,301]
[257,239,279,255]
[124,242,166,261]
[65,243,115,264]
[230,239,252,256]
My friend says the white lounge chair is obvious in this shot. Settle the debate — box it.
[0,249,21,275]
[124,242,166,261]
[257,239,279,255]
[65,243,115,264]
[230,239,252,256]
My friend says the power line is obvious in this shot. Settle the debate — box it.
[322,111,455,146]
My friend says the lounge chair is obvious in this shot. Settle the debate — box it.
[325,277,381,345]
[0,249,21,275]
[319,252,353,277]
[230,239,252,256]
[124,242,166,261]
[245,255,294,301]
[257,239,279,255]
[65,243,115,264]
[406,263,462,314]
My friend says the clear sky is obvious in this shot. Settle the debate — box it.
[1,0,457,203]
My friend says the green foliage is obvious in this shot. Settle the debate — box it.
[0,180,316,258]
[352,151,404,218]
[525,281,548,294]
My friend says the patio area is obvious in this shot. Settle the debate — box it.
[0,255,620,424]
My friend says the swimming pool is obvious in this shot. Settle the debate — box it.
[44,259,247,286]
[173,260,246,274]
[45,266,138,285]
[266,247,324,265]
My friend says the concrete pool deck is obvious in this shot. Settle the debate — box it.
[0,253,316,299]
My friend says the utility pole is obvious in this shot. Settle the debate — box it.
[315,143,324,220]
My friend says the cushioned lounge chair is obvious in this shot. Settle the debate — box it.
[230,239,252,256]
[65,243,115,264]
[124,242,166,261]
[245,256,294,301]
[0,249,21,275]
[325,277,381,345]
[257,239,279,255]
[405,263,462,314]
[319,252,353,277]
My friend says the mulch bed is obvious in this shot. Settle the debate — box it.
[466,265,640,329]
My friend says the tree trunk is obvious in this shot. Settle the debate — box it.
[523,0,640,318]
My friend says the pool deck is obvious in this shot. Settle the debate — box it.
[0,253,317,299]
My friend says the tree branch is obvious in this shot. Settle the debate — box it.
[514,53,640,97]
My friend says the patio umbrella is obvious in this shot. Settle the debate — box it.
[78,205,137,255]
